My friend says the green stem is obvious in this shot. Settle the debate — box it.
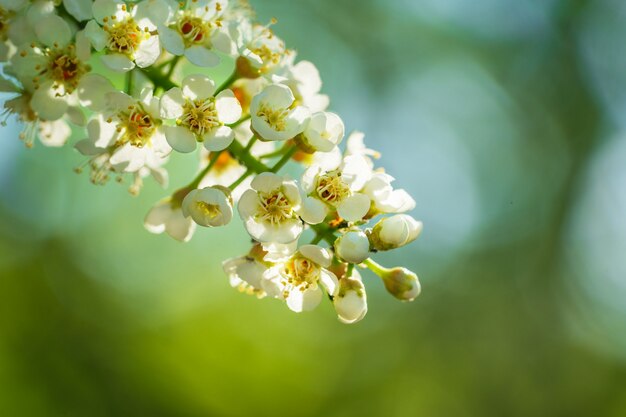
[165,56,181,79]
[244,136,258,153]
[142,67,178,91]
[271,145,297,173]
[229,114,251,128]
[229,169,252,190]
[310,224,337,246]
[188,151,223,189]
[125,70,134,95]
[228,140,271,174]
[362,258,388,276]
[215,69,239,95]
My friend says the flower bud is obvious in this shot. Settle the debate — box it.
[182,186,234,227]
[333,270,368,324]
[381,267,421,302]
[368,214,422,251]
[334,230,370,264]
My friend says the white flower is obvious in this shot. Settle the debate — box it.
[233,18,286,76]
[0,75,79,147]
[74,88,171,192]
[182,185,233,227]
[158,0,233,67]
[262,244,338,313]
[345,131,379,167]
[10,15,101,121]
[223,244,270,298]
[334,230,370,264]
[238,172,303,244]
[299,155,373,224]
[160,74,242,153]
[296,111,344,153]
[274,59,329,112]
[144,197,196,242]
[333,269,367,324]
[368,214,423,251]
[363,172,416,215]
[85,0,161,72]
[250,83,310,141]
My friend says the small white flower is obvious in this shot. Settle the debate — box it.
[250,83,310,141]
[74,88,171,192]
[334,230,370,264]
[85,0,161,72]
[296,111,344,153]
[363,172,416,215]
[345,131,380,167]
[333,269,368,324]
[223,244,270,298]
[274,59,329,113]
[368,214,423,251]
[144,198,196,242]
[299,155,373,224]
[233,18,286,76]
[158,0,233,67]
[160,74,242,153]
[262,244,338,313]
[238,172,303,244]
[182,185,233,227]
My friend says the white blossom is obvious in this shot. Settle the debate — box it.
[368,214,423,251]
[334,230,370,264]
[250,83,310,141]
[296,111,344,153]
[333,269,367,324]
[182,185,233,227]
[160,74,241,153]
[144,198,196,242]
[238,172,303,244]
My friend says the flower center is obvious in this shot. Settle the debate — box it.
[103,17,148,57]
[283,255,320,291]
[196,201,221,218]
[256,190,293,225]
[256,104,288,131]
[315,170,351,206]
[43,46,88,94]
[179,98,220,137]
[114,105,157,148]
[176,15,210,46]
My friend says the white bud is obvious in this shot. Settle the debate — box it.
[182,186,233,227]
[334,230,370,264]
[381,267,421,302]
[369,214,422,251]
[333,270,368,324]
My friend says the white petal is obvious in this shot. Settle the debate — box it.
[144,200,171,234]
[77,74,115,111]
[250,172,283,193]
[166,212,196,242]
[299,245,332,268]
[135,35,161,68]
[92,0,121,24]
[203,126,234,151]
[338,193,371,222]
[286,287,322,313]
[63,0,93,21]
[163,125,197,153]
[84,20,108,51]
[319,269,339,297]
[101,53,135,72]
[36,15,71,47]
[160,87,185,119]
[184,45,220,67]
[182,74,215,100]
[298,196,327,225]
[39,120,71,147]
[215,90,242,124]
[31,84,68,121]
[158,26,185,56]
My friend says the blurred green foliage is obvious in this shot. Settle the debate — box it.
[1,0,626,416]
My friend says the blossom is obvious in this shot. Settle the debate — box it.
[238,172,303,244]
[273,59,329,112]
[368,214,423,251]
[296,111,344,153]
[334,230,370,264]
[84,0,161,72]
[222,244,269,298]
[262,244,338,313]
[362,172,416,216]
[182,185,233,227]
[157,0,234,67]
[233,18,286,77]
[144,197,196,242]
[160,74,242,152]
[250,83,310,141]
[299,155,373,224]
[333,269,368,324]
[74,88,171,192]
[380,267,421,302]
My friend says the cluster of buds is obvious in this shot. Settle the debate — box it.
[0,0,423,323]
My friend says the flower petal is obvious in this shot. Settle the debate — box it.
[163,125,197,153]
[184,45,220,67]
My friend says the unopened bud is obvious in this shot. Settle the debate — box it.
[333,270,368,324]
[368,214,422,251]
[334,230,370,264]
[381,267,420,301]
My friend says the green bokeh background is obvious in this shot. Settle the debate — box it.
[2,0,626,416]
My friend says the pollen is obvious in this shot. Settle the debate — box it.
[256,190,293,225]
[196,201,221,218]
[115,106,157,148]
[256,104,288,131]
[179,98,220,137]
[176,15,210,46]
[104,17,147,57]
[315,170,351,206]
[284,255,320,289]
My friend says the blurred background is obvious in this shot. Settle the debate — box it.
[2,0,626,415]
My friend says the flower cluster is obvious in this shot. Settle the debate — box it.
[0,0,423,323]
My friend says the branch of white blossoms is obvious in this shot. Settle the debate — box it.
[0,0,424,324]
